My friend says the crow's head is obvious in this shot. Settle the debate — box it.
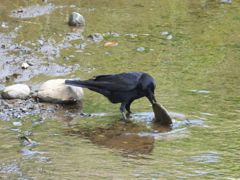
[146,81,156,105]
[140,73,157,104]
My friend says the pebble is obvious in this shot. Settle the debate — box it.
[137,47,145,51]
[79,43,87,49]
[13,122,22,126]
[63,43,72,47]
[221,0,231,2]
[63,56,69,60]
[21,107,28,112]
[106,32,120,37]
[21,62,29,69]
[166,35,173,39]
[161,32,169,35]
[88,33,104,43]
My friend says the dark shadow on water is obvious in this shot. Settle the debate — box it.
[61,104,205,156]
[64,118,173,156]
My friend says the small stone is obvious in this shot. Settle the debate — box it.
[63,43,72,47]
[21,107,28,112]
[79,43,87,49]
[221,0,231,3]
[13,122,22,126]
[137,47,145,51]
[63,56,69,60]
[88,33,104,43]
[166,35,173,40]
[21,62,29,69]
[161,32,169,35]
[69,12,85,26]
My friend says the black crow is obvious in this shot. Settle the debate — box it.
[65,72,157,121]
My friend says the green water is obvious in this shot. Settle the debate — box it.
[0,0,239,179]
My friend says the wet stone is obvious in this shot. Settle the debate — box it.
[63,56,69,60]
[137,47,145,52]
[106,32,120,37]
[2,84,30,100]
[88,33,104,43]
[152,102,172,125]
[68,12,85,26]
[65,31,85,41]
[38,79,84,103]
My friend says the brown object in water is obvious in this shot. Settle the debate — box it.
[152,102,172,125]
[20,136,33,144]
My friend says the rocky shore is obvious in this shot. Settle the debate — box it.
[0,10,102,122]
[0,79,84,121]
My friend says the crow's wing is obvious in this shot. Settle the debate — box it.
[91,72,143,91]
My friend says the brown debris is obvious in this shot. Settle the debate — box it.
[20,136,33,144]
[152,102,172,125]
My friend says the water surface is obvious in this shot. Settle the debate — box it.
[0,0,239,179]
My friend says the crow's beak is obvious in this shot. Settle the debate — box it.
[147,92,157,105]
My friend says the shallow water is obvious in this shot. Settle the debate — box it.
[0,0,239,179]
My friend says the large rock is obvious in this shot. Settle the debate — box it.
[68,12,85,26]
[2,84,30,99]
[38,79,84,103]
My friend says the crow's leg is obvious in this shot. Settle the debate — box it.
[125,100,134,113]
[120,102,128,122]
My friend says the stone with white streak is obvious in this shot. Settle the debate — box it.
[38,79,84,103]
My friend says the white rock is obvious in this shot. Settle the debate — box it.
[2,84,30,99]
[22,62,29,69]
[38,79,84,103]
[221,0,231,3]
[137,47,145,51]
[166,35,173,39]
[13,122,22,126]
[69,12,85,26]
[161,32,169,35]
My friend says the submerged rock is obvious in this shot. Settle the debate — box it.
[166,35,173,40]
[38,79,84,103]
[137,47,145,51]
[88,33,104,43]
[2,84,30,99]
[69,12,85,26]
[161,32,169,35]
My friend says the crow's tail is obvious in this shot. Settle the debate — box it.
[65,80,92,88]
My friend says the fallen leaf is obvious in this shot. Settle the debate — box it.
[104,42,118,47]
